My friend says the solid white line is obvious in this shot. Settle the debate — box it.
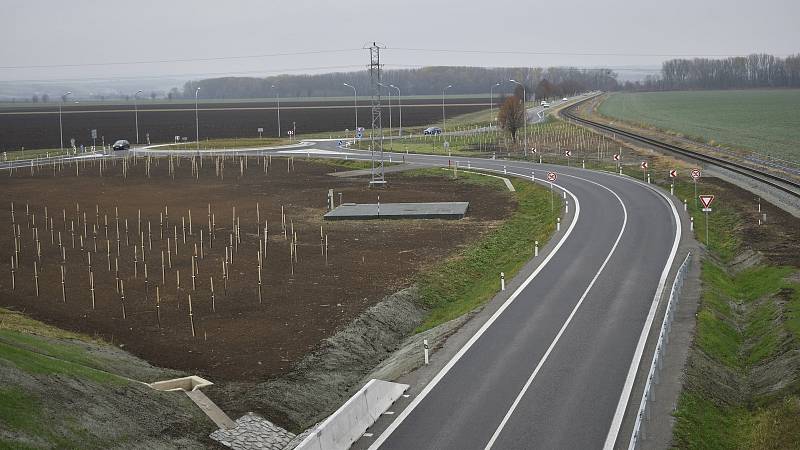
[602,178,682,450]
[484,177,628,449]
[367,170,581,450]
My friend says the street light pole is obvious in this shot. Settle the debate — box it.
[271,85,281,138]
[378,83,392,150]
[489,82,500,121]
[389,84,401,137]
[442,84,452,133]
[59,91,71,151]
[509,79,528,157]
[194,87,200,150]
[134,90,143,145]
[343,83,357,140]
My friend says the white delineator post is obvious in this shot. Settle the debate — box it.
[534,241,539,257]
[557,217,561,231]
[423,339,429,365]
[500,272,506,291]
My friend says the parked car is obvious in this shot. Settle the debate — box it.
[423,127,443,135]
[112,140,130,151]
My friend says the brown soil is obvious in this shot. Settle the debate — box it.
[701,177,800,267]
[0,157,513,382]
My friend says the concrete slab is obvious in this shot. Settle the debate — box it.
[323,202,469,221]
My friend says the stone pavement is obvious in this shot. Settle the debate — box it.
[210,413,296,450]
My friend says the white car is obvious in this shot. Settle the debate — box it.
[562,97,568,101]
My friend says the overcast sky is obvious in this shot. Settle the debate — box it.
[2,0,798,83]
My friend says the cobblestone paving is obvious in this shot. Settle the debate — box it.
[210,413,296,450]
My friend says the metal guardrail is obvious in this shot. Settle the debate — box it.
[628,251,692,449]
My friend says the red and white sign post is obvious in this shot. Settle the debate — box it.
[691,168,702,207]
[613,153,621,173]
[547,172,557,212]
[640,161,648,181]
[699,194,715,246]
[669,169,677,194]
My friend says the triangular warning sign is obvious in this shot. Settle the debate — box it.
[699,195,715,209]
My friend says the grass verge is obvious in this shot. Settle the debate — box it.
[410,168,561,331]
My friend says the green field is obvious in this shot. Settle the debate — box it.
[598,90,800,163]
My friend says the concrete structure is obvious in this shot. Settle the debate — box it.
[296,379,409,450]
[324,202,469,221]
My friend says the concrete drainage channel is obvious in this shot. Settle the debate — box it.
[149,376,236,430]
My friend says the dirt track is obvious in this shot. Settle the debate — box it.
[0,157,512,382]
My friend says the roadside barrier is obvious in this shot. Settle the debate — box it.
[628,251,692,449]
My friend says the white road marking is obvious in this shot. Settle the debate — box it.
[368,170,581,450]
[603,177,682,450]
[484,177,627,449]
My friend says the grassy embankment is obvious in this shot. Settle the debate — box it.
[401,168,561,331]
[0,308,209,448]
[598,90,800,164]
[663,178,800,448]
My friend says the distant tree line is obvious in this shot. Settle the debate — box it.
[180,66,619,100]
[626,53,800,90]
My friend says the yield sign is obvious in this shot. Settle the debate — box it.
[641,161,648,170]
[613,154,620,161]
[669,169,677,178]
[699,195,715,209]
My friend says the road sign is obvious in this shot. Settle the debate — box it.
[691,168,701,180]
[337,140,343,146]
[357,127,365,132]
[640,161,648,170]
[669,169,677,178]
[91,129,97,139]
[444,141,450,149]
[257,127,264,133]
[531,147,538,153]
[287,130,294,136]
[613,154,620,161]
[356,132,363,139]
[699,195,715,210]
[564,150,572,157]
[546,172,557,182]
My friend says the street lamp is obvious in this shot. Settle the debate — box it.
[509,79,528,157]
[489,82,500,120]
[134,90,143,145]
[378,83,392,149]
[271,85,281,138]
[343,83,357,140]
[389,84,401,137]
[442,84,452,133]
[194,87,200,150]
[59,91,72,151]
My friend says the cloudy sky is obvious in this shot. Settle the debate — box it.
[2,0,798,82]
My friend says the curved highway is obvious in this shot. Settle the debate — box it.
[1,137,682,449]
[301,140,682,449]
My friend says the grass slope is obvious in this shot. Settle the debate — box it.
[411,169,561,330]
[599,90,800,162]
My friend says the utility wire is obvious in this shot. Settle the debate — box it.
[0,48,362,70]
[386,47,792,58]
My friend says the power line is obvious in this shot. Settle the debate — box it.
[385,47,794,58]
[0,64,368,84]
[0,48,362,70]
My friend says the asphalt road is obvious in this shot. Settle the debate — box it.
[2,130,680,449]
[295,141,680,449]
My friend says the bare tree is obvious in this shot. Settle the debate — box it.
[497,96,524,141]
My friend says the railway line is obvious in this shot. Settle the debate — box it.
[560,96,800,199]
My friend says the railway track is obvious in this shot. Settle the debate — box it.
[560,96,800,198]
